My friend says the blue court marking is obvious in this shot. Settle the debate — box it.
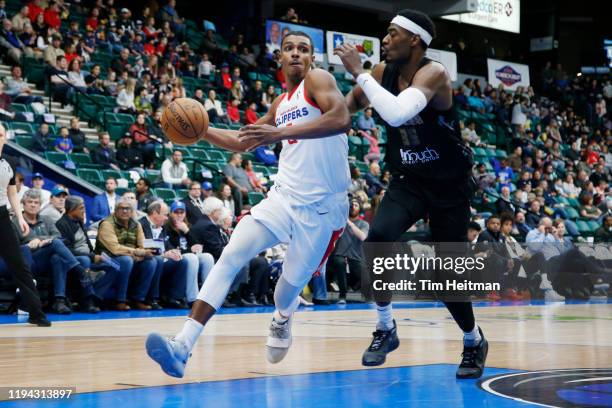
[0,365,535,408]
[0,298,609,325]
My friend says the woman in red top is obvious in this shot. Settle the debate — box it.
[86,8,99,30]
[43,1,61,31]
[130,113,156,169]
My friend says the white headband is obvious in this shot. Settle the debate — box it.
[391,15,433,46]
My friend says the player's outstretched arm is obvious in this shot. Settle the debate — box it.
[335,43,446,127]
[238,69,351,147]
[201,96,283,152]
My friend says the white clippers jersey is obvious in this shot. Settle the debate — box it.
[273,79,350,205]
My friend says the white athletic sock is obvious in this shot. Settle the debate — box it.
[463,324,482,347]
[273,309,289,324]
[175,318,204,351]
[376,304,394,331]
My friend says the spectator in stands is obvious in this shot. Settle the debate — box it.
[0,81,12,120]
[39,185,66,223]
[192,88,205,105]
[183,181,205,225]
[43,34,64,66]
[143,16,160,40]
[242,159,266,192]
[246,80,264,111]
[121,190,146,219]
[43,0,61,31]
[164,201,215,305]
[3,65,43,104]
[139,201,190,308]
[68,117,87,153]
[15,189,101,314]
[365,162,384,198]
[67,58,87,92]
[49,55,73,107]
[327,198,368,304]
[217,183,235,218]
[95,197,157,310]
[52,127,72,156]
[134,87,153,114]
[117,77,136,113]
[357,108,379,138]
[172,77,187,99]
[91,132,121,170]
[496,159,514,190]
[223,152,251,215]
[31,122,52,155]
[525,200,543,228]
[245,102,258,124]
[56,195,129,312]
[112,47,131,74]
[116,132,144,171]
[262,84,276,111]
[204,89,229,124]
[136,177,156,211]
[496,186,516,214]
[460,121,482,146]
[160,149,190,188]
[190,196,227,261]
[594,214,612,243]
[158,0,185,39]
[198,52,213,78]
[507,146,523,172]
[227,97,241,123]
[579,193,602,220]
[467,221,482,244]
[0,19,30,64]
[90,177,117,222]
[128,113,156,169]
[11,5,29,33]
[30,172,50,206]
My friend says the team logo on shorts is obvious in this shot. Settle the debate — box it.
[495,65,521,86]
[479,368,612,407]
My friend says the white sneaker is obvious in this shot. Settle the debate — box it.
[540,274,554,291]
[544,289,565,302]
[146,333,191,378]
[265,314,293,364]
[337,298,347,305]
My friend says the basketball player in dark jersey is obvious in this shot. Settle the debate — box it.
[335,9,487,378]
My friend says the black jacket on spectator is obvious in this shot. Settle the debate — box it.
[496,197,516,215]
[183,197,205,226]
[476,228,509,271]
[191,215,226,261]
[365,172,384,197]
[116,145,144,170]
[55,213,95,261]
[91,144,119,168]
[69,128,87,153]
[525,210,542,228]
[32,131,53,154]
[163,223,198,254]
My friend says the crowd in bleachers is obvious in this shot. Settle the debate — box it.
[0,0,610,313]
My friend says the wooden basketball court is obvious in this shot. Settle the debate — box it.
[0,302,610,407]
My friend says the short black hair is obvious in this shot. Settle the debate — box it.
[468,221,481,232]
[396,9,436,49]
[280,30,314,54]
[138,177,151,189]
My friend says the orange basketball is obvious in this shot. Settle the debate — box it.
[161,98,209,145]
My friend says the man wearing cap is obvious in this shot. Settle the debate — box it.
[139,200,195,309]
[57,195,130,312]
[183,181,207,225]
[95,197,157,311]
[39,185,67,223]
[91,177,118,223]
[43,34,65,66]
[14,189,102,314]
[336,9,487,378]
[31,172,51,207]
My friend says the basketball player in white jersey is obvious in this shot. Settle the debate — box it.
[146,31,351,378]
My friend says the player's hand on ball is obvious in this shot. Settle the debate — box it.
[333,43,363,78]
[238,124,284,148]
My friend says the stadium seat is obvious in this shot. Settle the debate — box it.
[44,152,68,166]
[154,188,177,201]
[144,170,161,184]
[248,191,265,206]
[76,169,103,184]
[15,135,33,149]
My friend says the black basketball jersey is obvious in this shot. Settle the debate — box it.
[381,58,473,180]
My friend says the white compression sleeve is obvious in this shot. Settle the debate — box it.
[356,73,428,127]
